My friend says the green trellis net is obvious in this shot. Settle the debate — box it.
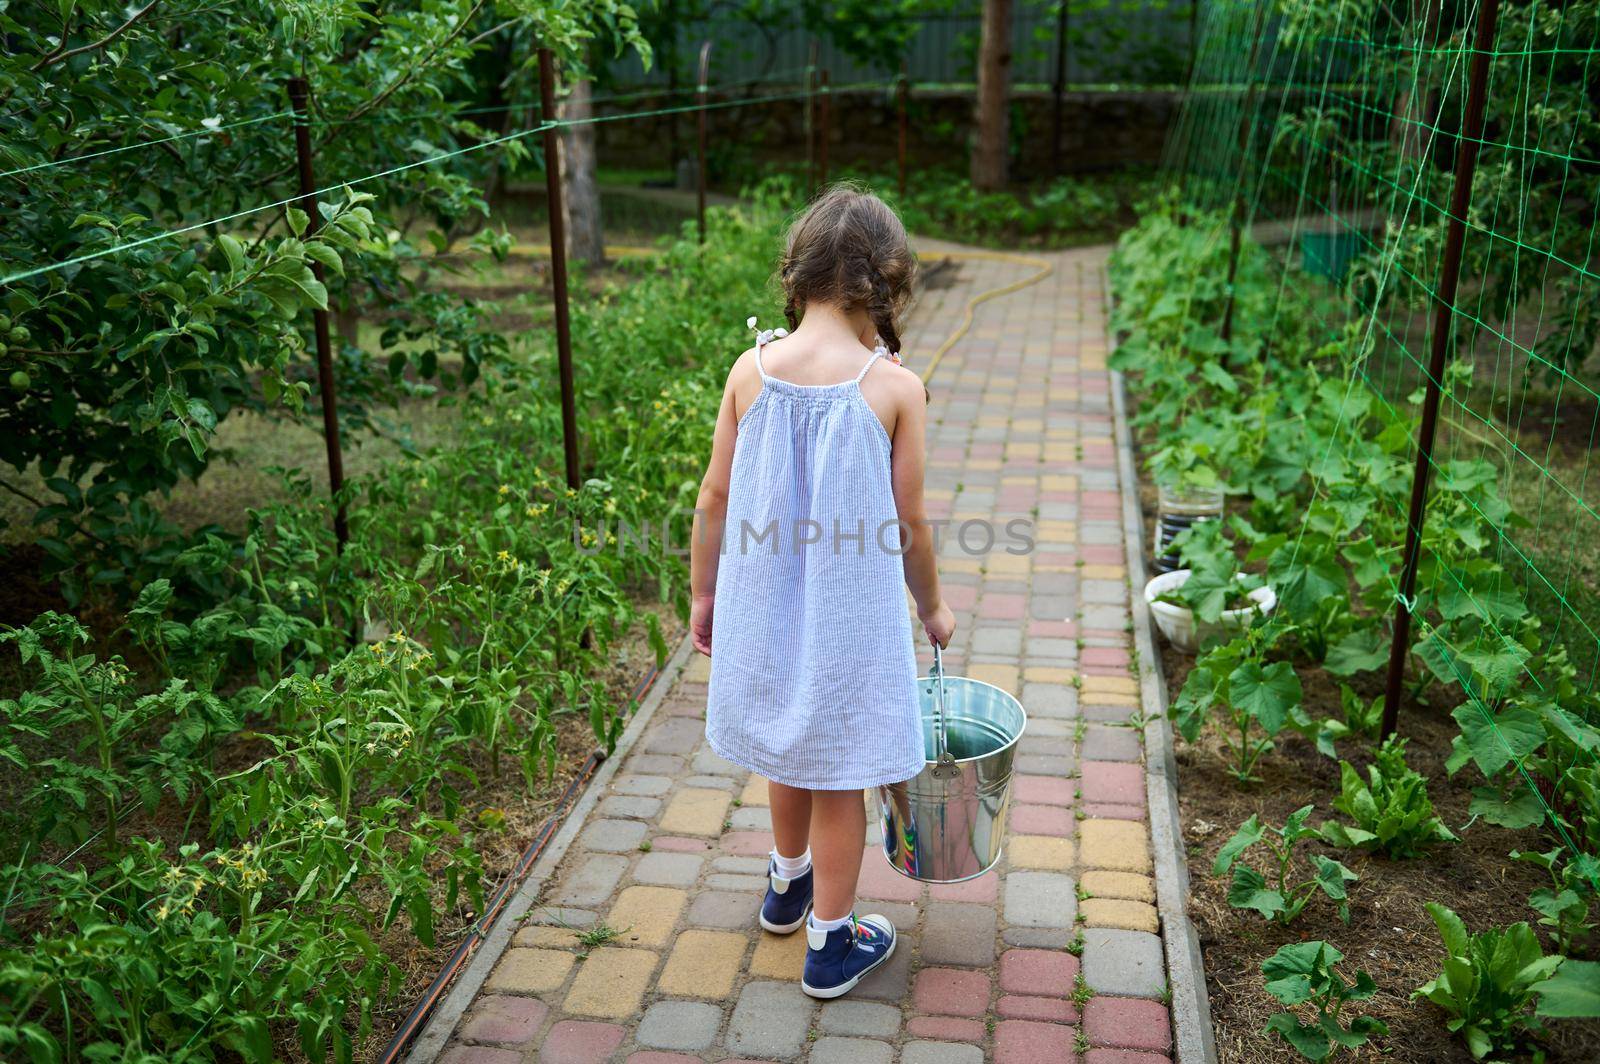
[1152,0,1600,901]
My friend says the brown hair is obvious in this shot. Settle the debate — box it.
[779,183,915,354]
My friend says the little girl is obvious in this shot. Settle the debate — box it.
[689,185,954,999]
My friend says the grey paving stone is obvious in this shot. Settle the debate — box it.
[632,852,704,887]
[686,890,760,929]
[628,753,687,775]
[578,818,647,853]
[705,873,767,892]
[1020,735,1073,758]
[1030,594,1076,621]
[643,717,702,755]
[810,1037,894,1064]
[852,935,914,1001]
[636,1000,722,1050]
[713,856,769,875]
[1083,577,1126,602]
[725,980,813,1059]
[611,773,673,797]
[818,1000,901,1038]
[683,774,738,790]
[692,746,743,775]
[527,906,595,928]
[1083,927,1167,998]
[1002,926,1074,948]
[1031,573,1079,597]
[553,855,627,907]
[1080,525,1124,547]
[1079,605,1127,630]
[730,806,771,830]
[1025,637,1078,661]
[919,902,996,966]
[597,795,661,819]
[1082,702,1141,723]
[1022,682,1077,719]
[1082,724,1142,762]
[902,1041,985,1064]
[1015,754,1075,776]
[1024,718,1074,737]
[1004,871,1078,928]
[972,628,1022,656]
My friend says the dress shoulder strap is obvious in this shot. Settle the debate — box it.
[853,349,885,384]
[748,315,788,380]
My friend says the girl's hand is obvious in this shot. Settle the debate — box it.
[920,599,955,649]
[690,593,715,656]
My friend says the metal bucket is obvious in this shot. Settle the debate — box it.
[877,643,1026,883]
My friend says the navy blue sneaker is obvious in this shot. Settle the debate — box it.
[759,859,814,934]
[801,914,897,999]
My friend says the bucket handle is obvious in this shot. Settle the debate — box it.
[930,640,960,780]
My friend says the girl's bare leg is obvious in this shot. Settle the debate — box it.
[809,789,867,920]
[768,780,813,861]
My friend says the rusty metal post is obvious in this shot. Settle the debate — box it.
[286,76,349,553]
[539,48,581,491]
[1051,0,1069,175]
[897,59,909,201]
[697,40,711,244]
[1381,0,1502,737]
[818,68,831,189]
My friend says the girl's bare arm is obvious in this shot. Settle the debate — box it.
[688,355,750,655]
[888,370,954,646]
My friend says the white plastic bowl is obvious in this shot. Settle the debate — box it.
[1144,569,1277,654]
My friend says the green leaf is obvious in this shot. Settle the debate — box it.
[1265,1012,1331,1060]
[216,233,247,274]
[1230,660,1302,736]
[1535,959,1600,1018]
[1450,703,1545,778]
[1213,814,1264,874]
[1325,629,1387,676]
[1227,865,1286,918]
[1426,902,1470,959]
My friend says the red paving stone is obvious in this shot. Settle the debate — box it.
[999,948,1080,993]
[858,847,925,902]
[536,1020,626,1064]
[913,968,992,1017]
[1083,801,1147,821]
[625,1055,704,1064]
[1013,775,1075,806]
[906,1016,986,1042]
[717,831,773,855]
[1084,1051,1173,1064]
[459,995,549,1045]
[1011,803,1076,836]
[997,994,1080,1022]
[651,836,713,852]
[994,1018,1078,1063]
[1080,762,1146,806]
[1081,646,1131,668]
[1084,998,1173,1051]
[929,871,999,903]
[978,593,1026,620]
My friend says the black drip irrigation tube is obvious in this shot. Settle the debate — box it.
[378,660,664,1063]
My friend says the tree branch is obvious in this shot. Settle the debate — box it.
[31,0,161,72]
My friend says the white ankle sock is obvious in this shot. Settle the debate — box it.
[772,848,811,878]
[809,912,852,933]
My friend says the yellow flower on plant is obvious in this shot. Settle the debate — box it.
[497,483,511,496]
[496,550,512,562]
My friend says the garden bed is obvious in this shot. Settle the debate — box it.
[1135,450,1600,1064]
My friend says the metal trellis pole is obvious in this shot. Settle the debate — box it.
[539,48,581,492]
[805,40,818,193]
[1051,0,1069,176]
[286,75,349,554]
[1380,0,1503,737]
[697,40,711,244]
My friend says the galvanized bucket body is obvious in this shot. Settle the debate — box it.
[878,650,1026,883]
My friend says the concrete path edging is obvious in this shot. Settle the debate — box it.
[405,633,699,1062]
[1106,289,1219,1064]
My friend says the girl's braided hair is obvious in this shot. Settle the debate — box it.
[778,183,916,354]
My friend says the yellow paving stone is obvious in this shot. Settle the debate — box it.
[969,663,1019,692]
[1082,675,1139,696]
[486,948,575,994]
[749,929,809,980]
[563,947,659,1018]
[740,775,769,806]
[659,787,731,836]
[683,654,711,683]
[1080,870,1156,903]
[986,552,1031,576]
[1081,564,1126,580]
[1084,690,1140,707]
[1023,666,1076,685]
[1042,474,1078,492]
[943,557,984,575]
[1011,418,1044,433]
[1080,819,1153,874]
[1008,835,1075,871]
[1002,474,1038,487]
[657,930,748,999]
[512,925,581,949]
[1082,898,1160,932]
[966,459,1002,471]
[607,885,687,948]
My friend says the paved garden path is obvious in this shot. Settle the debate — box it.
[434,243,1176,1064]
